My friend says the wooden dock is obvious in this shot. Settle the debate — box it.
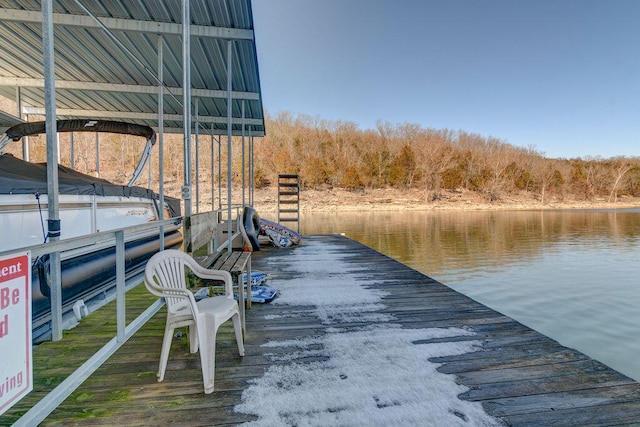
[4,234,640,426]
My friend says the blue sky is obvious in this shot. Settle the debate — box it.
[252,0,640,159]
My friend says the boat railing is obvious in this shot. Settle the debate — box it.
[0,218,180,260]
[5,217,180,427]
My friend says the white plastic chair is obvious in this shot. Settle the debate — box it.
[144,249,245,394]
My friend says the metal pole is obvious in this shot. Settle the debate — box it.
[15,86,20,118]
[211,123,216,211]
[17,87,30,161]
[69,132,74,169]
[95,132,99,177]
[56,132,61,165]
[241,99,246,207]
[158,34,165,250]
[182,0,192,217]
[147,151,152,188]
[249,126,254,206]
[42,0,63,341]
[226,40,233,251]
[218,135,222,211]
[195,99,200,213]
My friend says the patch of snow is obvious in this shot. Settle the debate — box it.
[235,239,501,426]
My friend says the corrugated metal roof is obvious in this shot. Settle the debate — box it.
[0,0,265,136]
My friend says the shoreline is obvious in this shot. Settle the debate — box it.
[251,187,640,214]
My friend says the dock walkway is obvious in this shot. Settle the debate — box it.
[4,234,640,425]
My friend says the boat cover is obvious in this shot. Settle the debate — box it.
[0,154,181,217]
[2,120,154,144]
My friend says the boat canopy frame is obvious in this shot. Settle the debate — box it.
[0,1,266,423]
[0,119,157,187]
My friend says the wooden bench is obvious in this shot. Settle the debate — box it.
[183,211,252,333]
[198,250,252,332]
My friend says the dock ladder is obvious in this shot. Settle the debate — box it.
[277,174,300,233]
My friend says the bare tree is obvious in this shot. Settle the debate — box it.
[608,157,635,202]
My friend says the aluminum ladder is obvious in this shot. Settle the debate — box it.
[277,174,300,233]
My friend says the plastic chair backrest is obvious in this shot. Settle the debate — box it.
[144,249,199,318]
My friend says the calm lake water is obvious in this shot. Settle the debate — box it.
[297,209,640,381]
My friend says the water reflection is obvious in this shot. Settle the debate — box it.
[300,209,640,380]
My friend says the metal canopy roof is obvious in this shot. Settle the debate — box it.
[0,0,265,136]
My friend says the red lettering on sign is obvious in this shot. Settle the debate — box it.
[0,256,27,282]
[0,288,8,310]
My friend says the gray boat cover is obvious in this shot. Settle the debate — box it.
[3,120,154,142]
[0,154,180,217]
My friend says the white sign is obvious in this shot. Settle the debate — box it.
[0,252,32,416]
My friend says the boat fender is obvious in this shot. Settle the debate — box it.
[242,206,261,251]
[34,254,52,297]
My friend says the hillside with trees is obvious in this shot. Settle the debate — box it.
[255,112,640,205]
[3,106,640,208]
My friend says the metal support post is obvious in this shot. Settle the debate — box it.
[195,99,200,213]
[241,100,246,206]
[158,34,166,249]
[182,0,192,216]
[226,39,233,251]
[42,0,63,341]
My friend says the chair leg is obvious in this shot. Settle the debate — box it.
[198,314,218,394]
[232,313,245,356]
[188,323,198,353]
[158,323,175,382]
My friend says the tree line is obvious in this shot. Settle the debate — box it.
[6,110,640,205]
[254,111,640,204]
